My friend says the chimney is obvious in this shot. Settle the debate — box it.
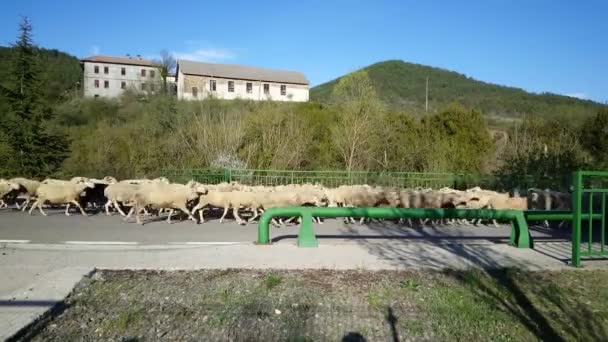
[126,53,131,59]
[136,54,142,60]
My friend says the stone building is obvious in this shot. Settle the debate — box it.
[81,55,161,98]
[176,59,309,102]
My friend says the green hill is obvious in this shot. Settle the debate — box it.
[310,60,604,122]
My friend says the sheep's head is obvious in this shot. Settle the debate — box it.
[154,177,170,184]
[103,176,118,184]
[70,176,90,184]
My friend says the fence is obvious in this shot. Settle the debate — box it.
[161,168,570,191]
[572,171,608,267]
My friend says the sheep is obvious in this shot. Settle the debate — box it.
[126,182,204,224]
[104,182,141,216]
[193,190,256,224]
[0,179,21,208]
[29,181,96,216]
[8,178,41,211]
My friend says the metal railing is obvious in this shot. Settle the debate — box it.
[256,207,533,248]
[572,171,608,267]
[161,168,570,191]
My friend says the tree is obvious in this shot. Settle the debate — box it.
[155,49,176,94]
[1,17,69,177]
[580,108,608,167]
[330,70,383,171]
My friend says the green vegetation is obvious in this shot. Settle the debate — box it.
[264,273,283,290]
[0,18,606,187]
[311,60,605,122]
[23,269,608,341]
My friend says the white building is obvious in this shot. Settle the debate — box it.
[176,60,309,102]
[81,55,161,98]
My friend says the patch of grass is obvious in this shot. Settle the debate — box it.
[264,273,283,291]
[22,269,608,342]
[102,308,144,333]
[399,279,419,290]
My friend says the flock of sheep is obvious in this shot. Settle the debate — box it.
[0,176,571,226]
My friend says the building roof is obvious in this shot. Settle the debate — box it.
[81,55,158,67]
[178,59,309,85]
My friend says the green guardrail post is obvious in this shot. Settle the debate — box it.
[572,171,582,267]
[298,209,318,247]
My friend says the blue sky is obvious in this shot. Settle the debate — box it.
[1,0,606,102]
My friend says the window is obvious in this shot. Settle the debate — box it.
[192,87,198,98]
[121,81,126,89]
[141,69,146,77]
[94,65,99,74]
[150,70,155,78]
[104,66,109,74]
[121,67,126,76]
[141,82,146,90]
[246,82,253,94]
[94,94,99,98]
[94,80,99,88]
[150,83,155,91]
[280,85,287,96]
[210,80,216,91]
[104,80,109,88]
[228,81,234,92]
[263,83,270,94]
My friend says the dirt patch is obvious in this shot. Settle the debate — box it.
[14,268,608,341]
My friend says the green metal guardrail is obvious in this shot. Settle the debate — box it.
[257,207,533,248]
[571,171,608,267]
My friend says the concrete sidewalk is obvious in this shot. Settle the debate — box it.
[0,240,604,340]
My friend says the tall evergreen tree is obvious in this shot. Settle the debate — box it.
[1,17,69,177]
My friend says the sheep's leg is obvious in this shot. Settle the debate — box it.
[65,203,71,216]
[135,204,144,225]
[70,200,87,216]
[125,207,134,219]
[20,199,29,211]
[271,218,281,227]
[14,200,20,210]
[28,200,38,215]
[177,206,197,223]
[0,200,6,209]
[104,200,113,215]
[219,206,229,223]
[165,209,174,223]
[248,208,259,223]
[233,207,245,225]
[113,200,127,216]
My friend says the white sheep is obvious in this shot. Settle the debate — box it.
[126,182,204,224]
[29,181,95,216]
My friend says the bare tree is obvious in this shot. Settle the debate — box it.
[155,49,176,94]
[331,70,383,171]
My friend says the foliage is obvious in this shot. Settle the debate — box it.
[494,117,588,190]
[0,18,70,177]
[580,108,608,168]
[330,70,382,171]
[311,60,605,122]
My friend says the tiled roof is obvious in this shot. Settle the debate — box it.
[178,59,309,85]
[81,55,158,67]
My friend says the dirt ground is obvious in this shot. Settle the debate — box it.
[13,269,608,341]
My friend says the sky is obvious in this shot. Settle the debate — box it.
[1,0,606,102]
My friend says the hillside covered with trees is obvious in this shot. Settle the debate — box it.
[1,18,607,191]
[311,60,605,124]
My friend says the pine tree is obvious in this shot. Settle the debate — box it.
[1,17,69,177]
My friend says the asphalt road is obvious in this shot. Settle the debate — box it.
[0,207,568,245]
